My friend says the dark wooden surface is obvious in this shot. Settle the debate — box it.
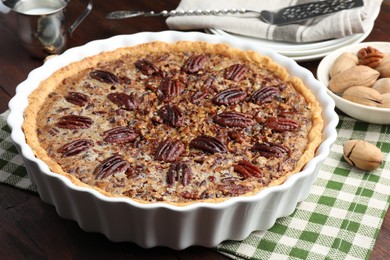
[0,1,389,259]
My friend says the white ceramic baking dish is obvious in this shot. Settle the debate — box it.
[7,31,338,249]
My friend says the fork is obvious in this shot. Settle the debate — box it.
[106,0,363,25]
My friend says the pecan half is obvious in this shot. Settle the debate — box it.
[181,191,201,200]
[181,54,208,73]
[357,46,385,68]
[224,64,247,81]
[202,76,217,92]
[119,76,132,85]
[157,104,183,127]
[167,161,192,186]
[57,139,93,157]
[217,178,251,195]
[90,70,119,84]
[65,92,89,106]
[159,78,184,101]
[265,117,299,132]
[250,87,280,105]
[94,155,130,180]
[155,139,185,162]
[107,92,138,111]
[190,91,208,104]
[189,135,227,154]
[234,160,262,178]
[213,111,255,128]
[213,88,247,106]
[135,59,159,76]
[56,115,93,129]
[252,142,289,158]
[103,126,138,144]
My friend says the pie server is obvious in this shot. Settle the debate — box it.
[106,0,364,25]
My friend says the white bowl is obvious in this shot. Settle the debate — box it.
[317,41,390,125]
[7,31,338,249]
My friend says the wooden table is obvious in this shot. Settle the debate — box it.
[0,1,389,258]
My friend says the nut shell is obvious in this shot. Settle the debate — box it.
[375,55,390,78]
[382,93,390,108]
[328,65,380,94]
[341,86,382,107]
[329,52,358,78]
[343,140,383,171]
[372,78,390,94]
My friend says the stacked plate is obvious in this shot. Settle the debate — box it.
[205,27,372,62]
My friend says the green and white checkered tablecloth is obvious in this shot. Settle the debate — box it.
[1,113,390,259]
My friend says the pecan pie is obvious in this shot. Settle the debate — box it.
[23,41,323,205]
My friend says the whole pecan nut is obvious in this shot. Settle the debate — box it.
[107,92,138,111]
[135,59,159,76]
[167,161,192,186]
[213,111,255,128]
[250,87,280,105]
[212,88,247,106]
[90,70,119,84]
[182,54,208,73]
[57,139,93,157]
[265,117,299,132]
[155,138,185,162]
[224,64,247,81]
[103,126,138,144]
[251,142,289,158]
[65,92,89,106]
[56,115,93,129]
[357,46,385,68]
[94,155,130,180]
[233,160,262,178]
[189,135,227,154]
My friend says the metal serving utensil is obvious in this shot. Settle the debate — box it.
[106,0,363,25]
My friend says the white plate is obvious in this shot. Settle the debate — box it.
[206,24,373,61]
[317,41,390,124]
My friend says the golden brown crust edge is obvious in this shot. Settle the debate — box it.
[23,41,323,206]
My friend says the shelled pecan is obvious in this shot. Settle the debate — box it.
[213,88,247,106]
[56,115,93,129]
[94,155,130,180]
[213,111,255,128]
[189,135,227,154]
[57,139,93,157]
[167,161,192,186]
[357,46,385,68]
[135,59,159,76]
[102,126,139,144]
[181,54,208,73]
[155,138,185,162]
[90,70,119,84]
[65,92,89,106]
[233,160,262,178]
[224,64,247,81]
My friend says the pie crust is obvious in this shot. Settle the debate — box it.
[23,41,323,206]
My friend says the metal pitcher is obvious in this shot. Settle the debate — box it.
[2,0,93,58]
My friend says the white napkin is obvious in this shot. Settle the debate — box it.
[0,1,10,13]
[166,0,383,43]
